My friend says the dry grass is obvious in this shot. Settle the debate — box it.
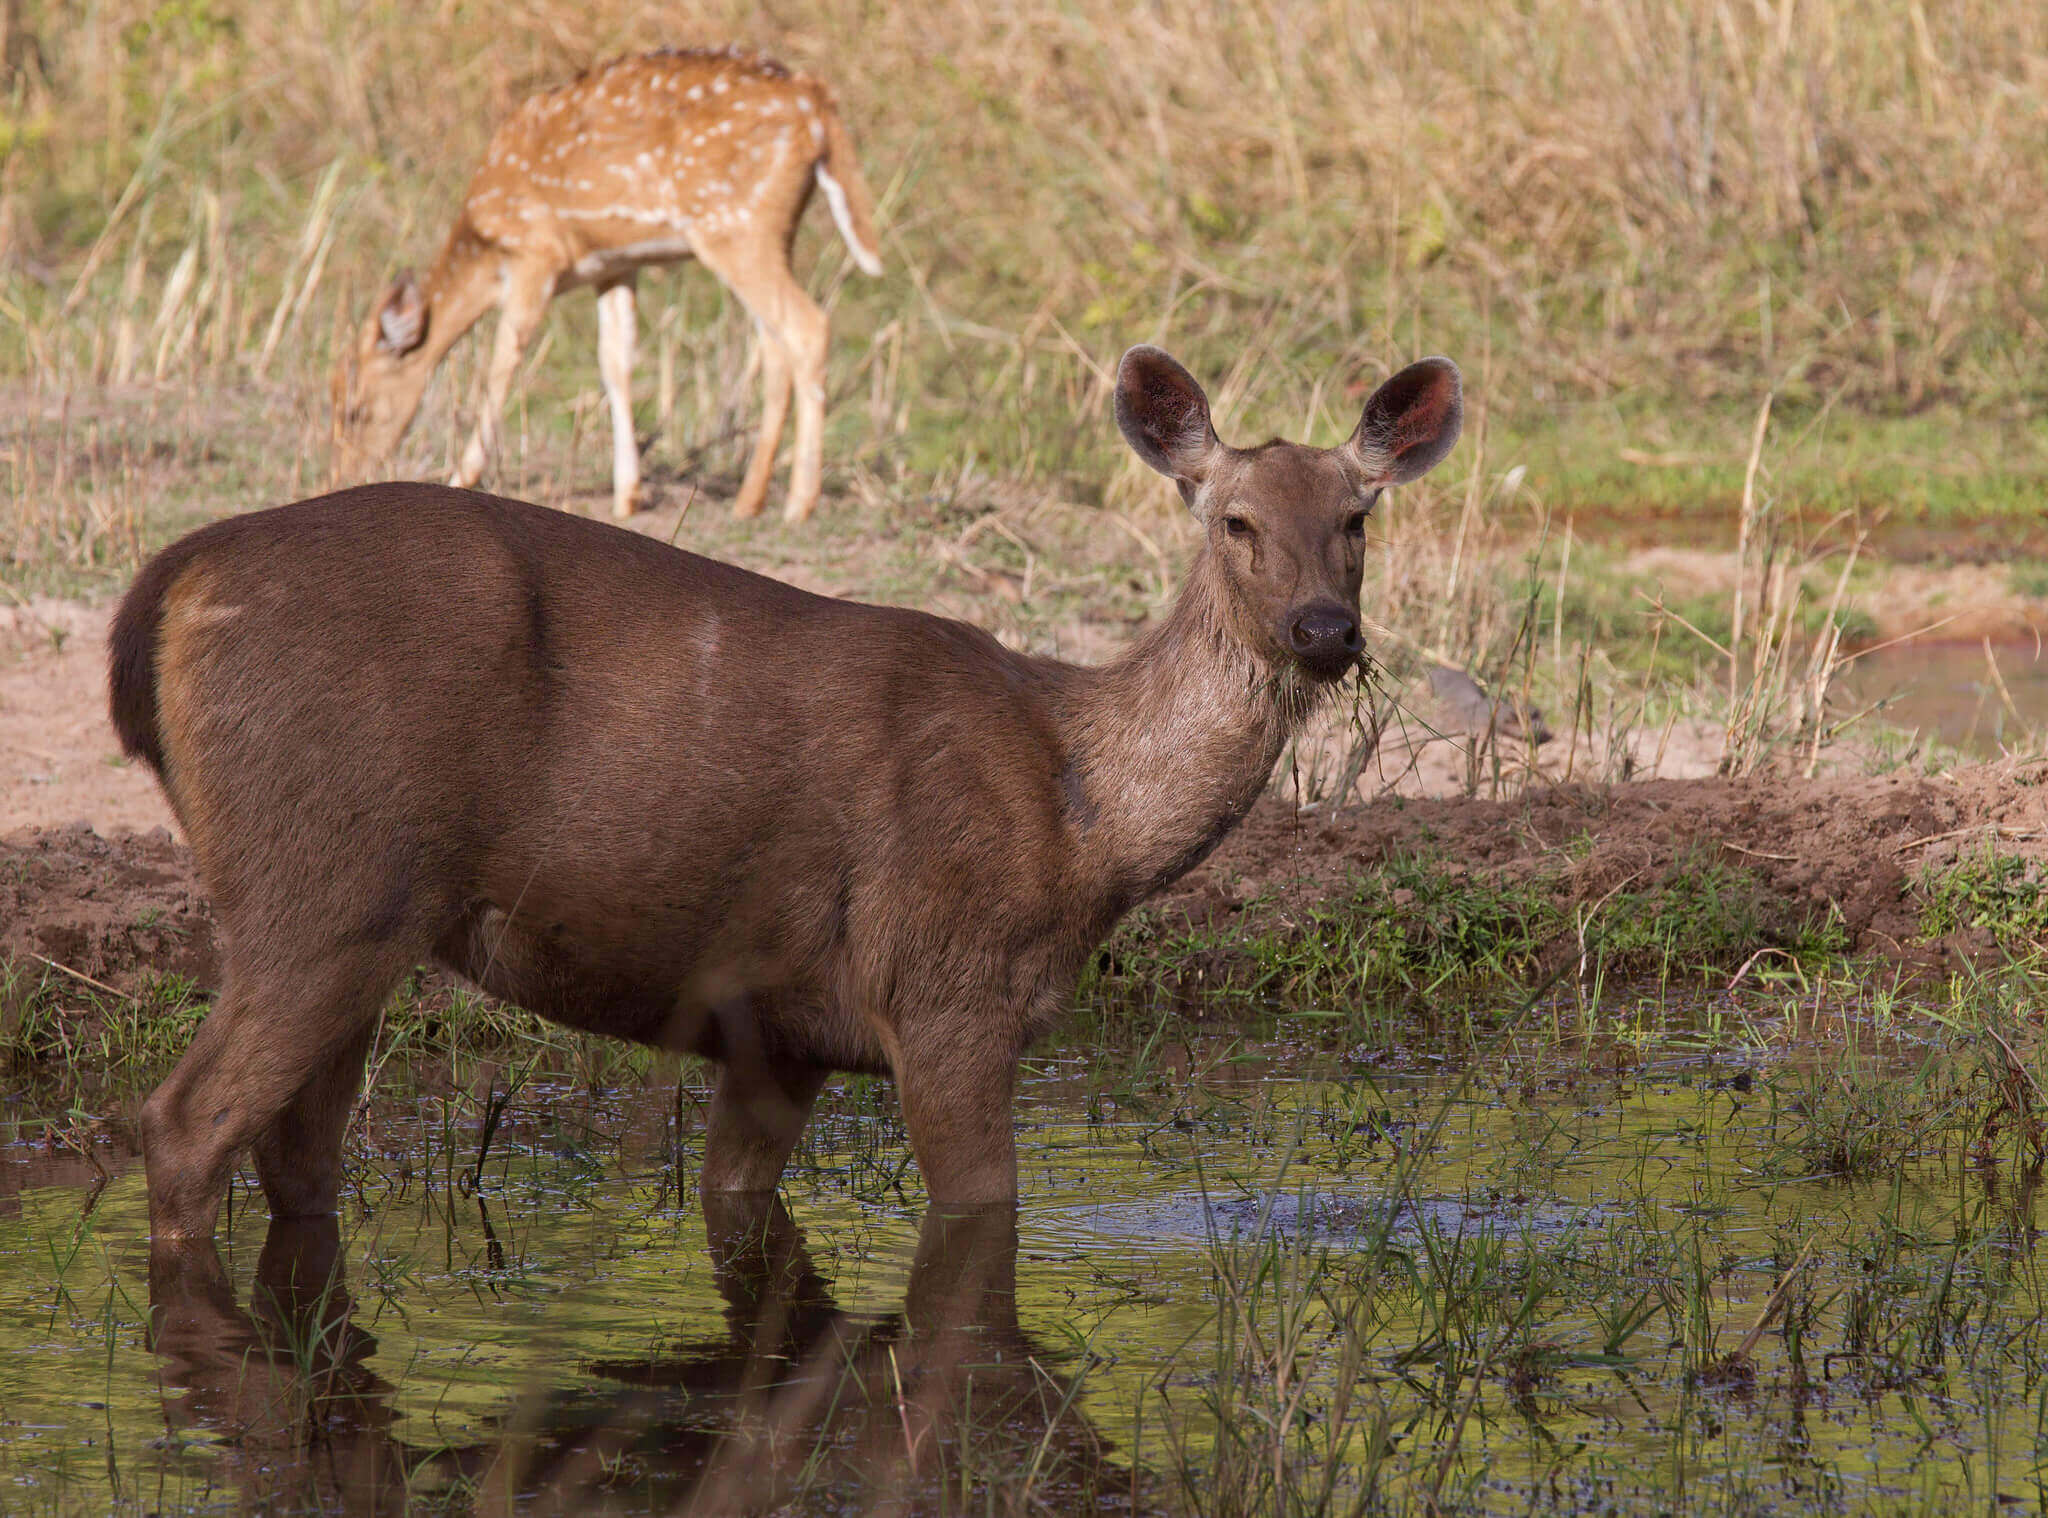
[5,0,2045,459]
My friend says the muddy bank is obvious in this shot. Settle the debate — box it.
[1,823,216,991]
[5,763,2043,1001]
[1158,759,2047,976]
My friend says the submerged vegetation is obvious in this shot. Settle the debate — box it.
[3,917,2046,1513]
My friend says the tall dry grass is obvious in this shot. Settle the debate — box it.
[5,0,2044,456]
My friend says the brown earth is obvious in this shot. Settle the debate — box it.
[2,597,171,834]
[2,823,217,991]
[6,760,2042,999]
[1161,759,2048,968]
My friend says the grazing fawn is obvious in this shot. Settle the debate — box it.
[114,345,1460,1242]
[332,47,884,522]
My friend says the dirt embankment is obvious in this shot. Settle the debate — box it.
[5,762,2042,997]
[2,824,216,990]
[1183,761,2035,919]
[1156,760,2048,971]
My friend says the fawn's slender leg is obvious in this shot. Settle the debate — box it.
[596,277,643,517]
[697,238,825,522]
[729,322,793,520]
[452,264,552,492]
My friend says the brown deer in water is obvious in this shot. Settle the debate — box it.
[331,47,884,523]
[111,344,1460,1243]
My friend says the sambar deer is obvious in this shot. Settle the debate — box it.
[332,46,884,523]
[112,345,1461,1243]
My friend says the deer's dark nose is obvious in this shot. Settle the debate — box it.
[1288,604,1361,680]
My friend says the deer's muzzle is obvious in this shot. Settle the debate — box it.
[1287,603,1362,681]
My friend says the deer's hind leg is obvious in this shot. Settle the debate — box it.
[141,937,423,1241]
[728,322,792,521]
[700,1055,830,1195]
[750,267,829,524]
[250,1021,378,1220]
[693,236,822,522]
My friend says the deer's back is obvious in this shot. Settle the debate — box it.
[463,50,832,259]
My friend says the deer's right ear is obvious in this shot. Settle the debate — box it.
[1116,345,1223,503]
[376,271,427,356]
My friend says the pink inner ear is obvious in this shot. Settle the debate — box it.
[1392,381,1453,459]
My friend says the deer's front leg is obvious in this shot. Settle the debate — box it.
[595,277,642,517]
[452,268,550,492]
[892,1022,1019,1204]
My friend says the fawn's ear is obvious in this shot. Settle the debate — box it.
[375,271,427,356]
[1116,345,1224,506]
[1346,357,1462,485]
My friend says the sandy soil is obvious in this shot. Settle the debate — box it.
[1622,550,2048,644]
[2,597,171,834]
[1164,759,2048,961]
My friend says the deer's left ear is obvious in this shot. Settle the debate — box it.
[376,271,427,356]
[1346,357,1462,485]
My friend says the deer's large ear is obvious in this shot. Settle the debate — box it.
[1347,357,1462,485]
[376,270,427,356]
[1116,345,1223,504]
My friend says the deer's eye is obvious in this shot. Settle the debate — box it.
[1223,514,1253,537]
[1344,510,1369,537]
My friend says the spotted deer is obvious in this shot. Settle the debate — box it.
[113,345,1460,1243]
[333,47,884,522]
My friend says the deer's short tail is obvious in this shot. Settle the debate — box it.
[108,530,215,778]
[813,96,884,277]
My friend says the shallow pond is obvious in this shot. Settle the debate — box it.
[1842,640,2045,758]
[2,1025,2045,1515]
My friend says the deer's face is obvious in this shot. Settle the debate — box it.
[331,271,433,474]
[1115,347,1463,684]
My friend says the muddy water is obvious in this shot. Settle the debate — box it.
[1842,640,2046,756]
[2,1042,2044,1514]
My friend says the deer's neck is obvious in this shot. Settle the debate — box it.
[1060,555,1319,907]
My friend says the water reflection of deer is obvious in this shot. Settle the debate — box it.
[148,1200,1133,1514]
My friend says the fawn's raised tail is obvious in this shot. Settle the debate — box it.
[816,96,884,276]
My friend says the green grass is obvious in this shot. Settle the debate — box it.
[1082,850,1853,1051]
[1919,850,2048,955]
[3,848,2019,1102]
[8,0,2048,610]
